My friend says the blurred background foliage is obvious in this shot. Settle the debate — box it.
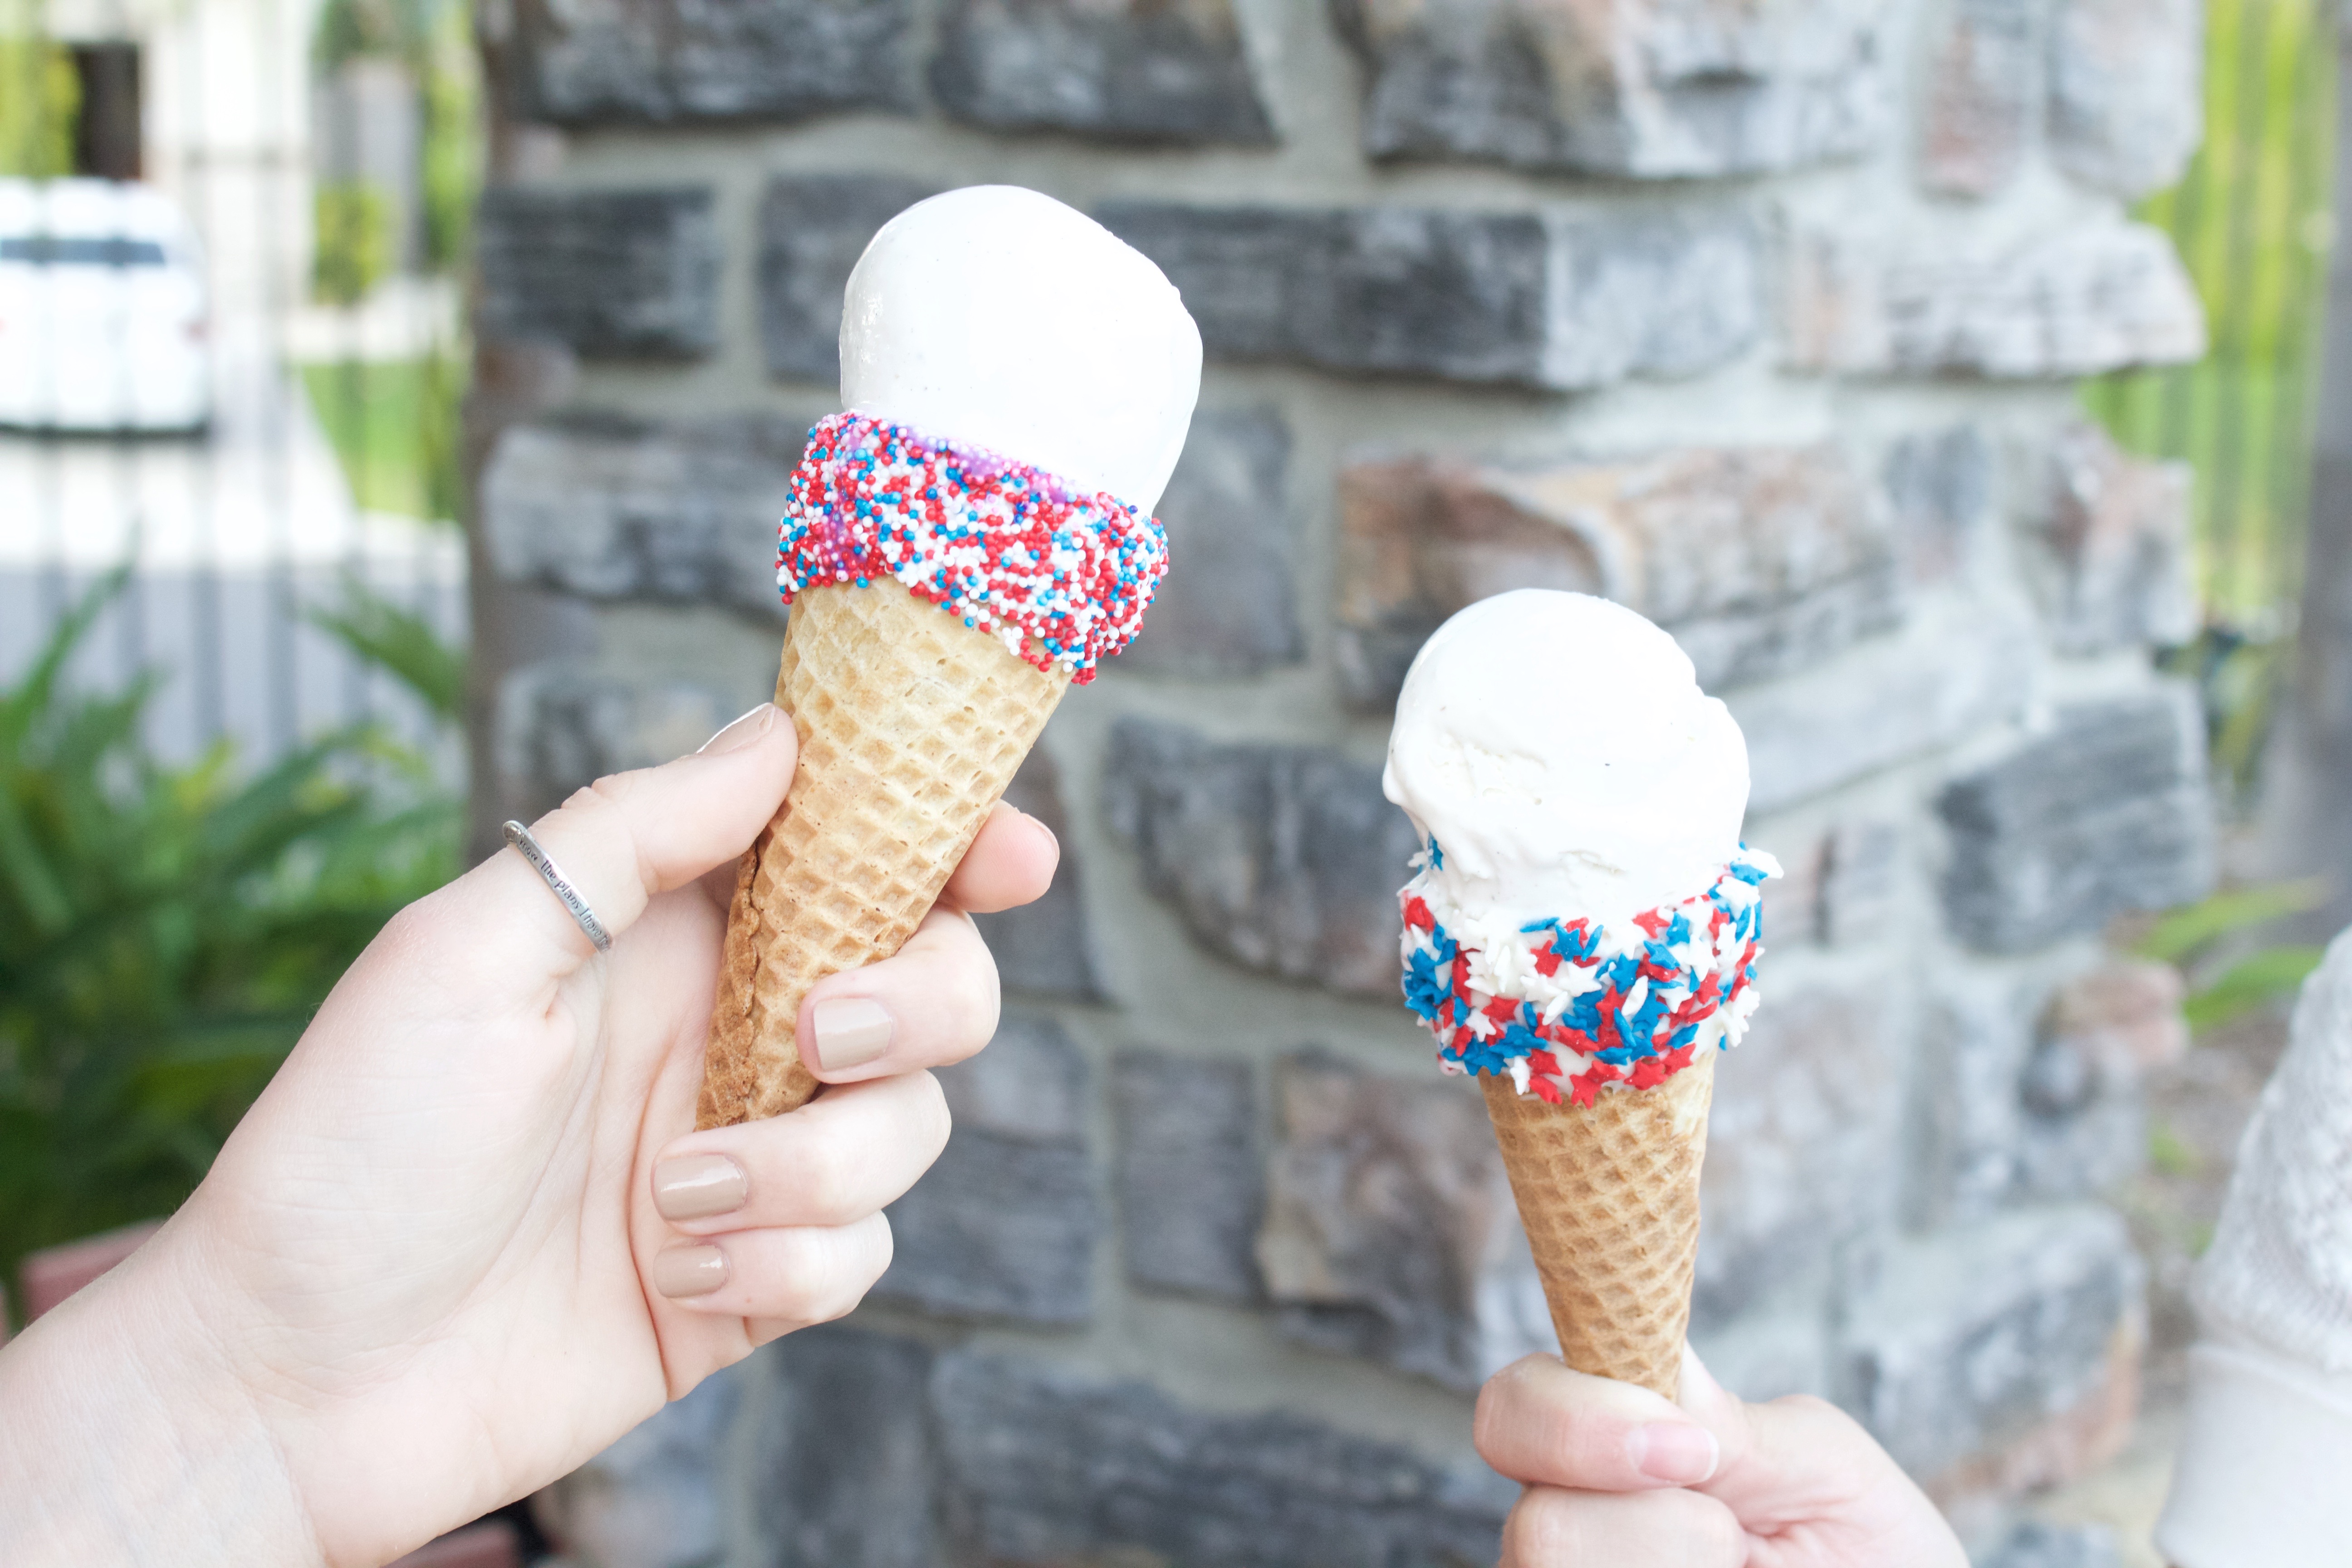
[2085,0,2337,807]
[0,574,463,1313]
[0,32,77,179]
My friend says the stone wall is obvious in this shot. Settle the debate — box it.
[466,2,2212,1562]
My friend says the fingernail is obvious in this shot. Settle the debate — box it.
[699,704,778,756]
[652,1243,728,1300]
[653,1153,747,1221]
[808,997,893,1071]
[1633,1422,1719,1485]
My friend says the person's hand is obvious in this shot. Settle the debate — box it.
[1475,1349,1969,1567]
[0,703,1058,1566]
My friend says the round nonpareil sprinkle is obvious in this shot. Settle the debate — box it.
[1398,843,1783,1104]
[774,411,1171,684]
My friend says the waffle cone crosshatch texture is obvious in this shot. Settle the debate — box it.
[1481,1049,1715,1400]
[696,583,1068,1129]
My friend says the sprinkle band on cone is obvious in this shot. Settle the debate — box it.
[1400,843,1782,1107]
[776,411,1170,684]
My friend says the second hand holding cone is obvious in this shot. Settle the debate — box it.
[1383,590,1780,1397]
[698,187,1202,1129]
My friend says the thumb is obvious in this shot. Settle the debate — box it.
[406,703,796,1002]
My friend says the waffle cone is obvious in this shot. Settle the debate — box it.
[1480,1053,1715,1398]
[696,582,1067,1128]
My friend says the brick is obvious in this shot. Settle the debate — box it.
[2049,0,2204,201]
[757,1326,941,1568]
[1936,690,2215,954]
[1884,426,1995,588]
[2030,421,2196,655]
[1256,1049,1514,1391]
[528,1365,740,1568]
[1112,1049,1264,1303]
[876,1013,1099,1324]
[480,416,804,621]
[1840,1205,2145,1506]
[1920,0,2039,198]
[972,747,1104,1000]
[1117,407,1301,677]
[931,1349,1514,1564]
[1335,0,1891,180]
[476,186,720,359]
[1695,986,1901,1331]
[1785,221,2207,380]
[505,0,913,126]
[931,0,1273,145]
[1102,720,1420,998]
[1730,600,2035,815]
[1333,443,1898,708]
[1100,201,1758,391]
[759,175,940,387]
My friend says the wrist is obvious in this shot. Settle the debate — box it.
[0,1220,320,1567]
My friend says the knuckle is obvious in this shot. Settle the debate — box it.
[1503,1490,1579,1565]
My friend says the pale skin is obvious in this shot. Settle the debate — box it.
[1475,1348,1970,1567]
[0,700,1973,1568]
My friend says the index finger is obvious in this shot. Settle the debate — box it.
[1475,1354,1722,1494]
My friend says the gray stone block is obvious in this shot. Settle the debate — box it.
[1785,221,2207,379]
[507,0,914,126]
[2049,0,2203,201]
[480,414,804,620]
[877,1013,1100,1324]
[1980,1521,2123,1568]
[532,1362,742,1568]
[1112,1049,1264,1303]
[931,0,1274,145]
[1334,0,1890,180]
[1100,201,1758,391]
[1695,985,1902,1332]
[1937,690,2215,954]
[757,1325,941,1568]
[498,662,753,812]
[1118,407,1302,677]
[1916,982,2037,1224]
[931,1350,1512,1565]
[1840,1205,2145,1491]
[1921,0,2040,198]
[1885,426,1995,588]
[476,186,720,359]
[758,175,940,386]
[1334,443,1899,709]
[973,747,1104,1000]
[1103,719,1421,998]
[1257,1050,1512,1391]
[2030,422,2196,655]
[1730,599,2034,816]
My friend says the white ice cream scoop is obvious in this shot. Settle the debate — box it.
[838,185,1203,514]
[1382,589,1750,933]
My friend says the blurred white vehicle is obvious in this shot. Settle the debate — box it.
[0,179,211,434]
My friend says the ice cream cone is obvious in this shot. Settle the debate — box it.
[1480,1053,1714,1399]
[696,581,1066,1128]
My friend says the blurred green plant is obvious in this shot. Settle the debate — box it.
[2135,877,2331,1032]
[301,351,466,522]
[0,32,77,178]
[0,573,462,1312]
[313,181,394,307]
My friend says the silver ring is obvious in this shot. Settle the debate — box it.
[503,820,613,952]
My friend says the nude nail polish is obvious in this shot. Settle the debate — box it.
[698,703,777,755]
[809,997,893,1070]
[652,1244,728,1300]
[653,1153,747,1221]
[1633,1421,1719,1485]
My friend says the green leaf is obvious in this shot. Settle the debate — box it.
[2184,945,2330,1032]
[2133,879,2330,964]
[307,576,466,723]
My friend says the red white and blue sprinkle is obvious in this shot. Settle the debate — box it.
[1399,843,1782,1106]
[774,411,1171,684]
